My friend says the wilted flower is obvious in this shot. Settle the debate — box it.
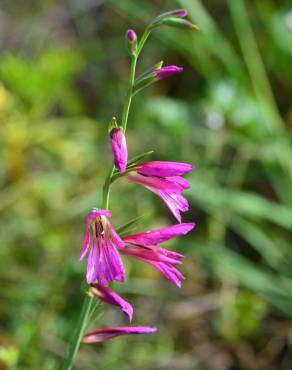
[80,209,125,285]
[121,223,195,287]
[110,128,128,173]
[89,283,133,322]
[82,326,157,344]
[127,161,193,222]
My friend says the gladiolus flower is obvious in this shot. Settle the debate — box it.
[153,66,183,79]
[121,222,195,287]
[82,326,157,344]
[127,161,193,222]
[80,209,126,285]
[110,128,128,173]
[89,283,133,322]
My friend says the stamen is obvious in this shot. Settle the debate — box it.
[96,220,104,238]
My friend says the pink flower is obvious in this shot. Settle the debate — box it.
[89,283,133,322]
[127,161,193,222]
[80,209,126,285]
[82,326,157,344]
[121,222,195,287]
[153,66,183,79]
[110,128,128,173]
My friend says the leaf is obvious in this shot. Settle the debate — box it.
[116,215,145,236]
[126,150,154,167]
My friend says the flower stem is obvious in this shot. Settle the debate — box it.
[62,50,140,370]
[62,294,93,370]
[121,54,137,131]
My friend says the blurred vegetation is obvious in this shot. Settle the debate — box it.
[0,0,292,369]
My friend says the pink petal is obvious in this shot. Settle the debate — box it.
[121,244,183,265]
[154,66,184,79]
[137,161,193,177]
[110,128,128,173]
[90,283,133,322]
[86,243,99,284]
[80,223,91,260]
[127,173,183,192]
[166,176,191,190]
[158,191,190,222]
[82,326,157,344]
[124,223,195,246]
[108,222,126,248]
[86,239,125,286]
[80,209,112,260]
[88,209,112,223]
[152,262,185,288]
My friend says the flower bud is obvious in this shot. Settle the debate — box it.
[133,65,183,95]
[153,65,184,79]
[126,29,137,43]
[156,9,188,20]
[126,29,137,55]
[110,128,128,173]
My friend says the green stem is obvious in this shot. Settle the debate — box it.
[102,164,115,209]
[121,28,151,131]
[62,294,93,370]
[121,55,137,131]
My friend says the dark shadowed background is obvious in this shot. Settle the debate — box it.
[0,0,292,369]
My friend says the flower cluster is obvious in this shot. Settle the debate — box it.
[79,9,196,345]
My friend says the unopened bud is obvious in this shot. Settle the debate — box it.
[133,65,183,95]
[126,29,137,43]
[156,9,188,20]
[110,128,128,173]
[153,65,184,79]
[126,29,137,55]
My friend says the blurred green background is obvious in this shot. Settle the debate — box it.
[0,0,292,369]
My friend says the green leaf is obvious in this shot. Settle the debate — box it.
[136,60,164,80]
[126,150,154,167]
[116,215,145,236]
[133,75,156,95]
